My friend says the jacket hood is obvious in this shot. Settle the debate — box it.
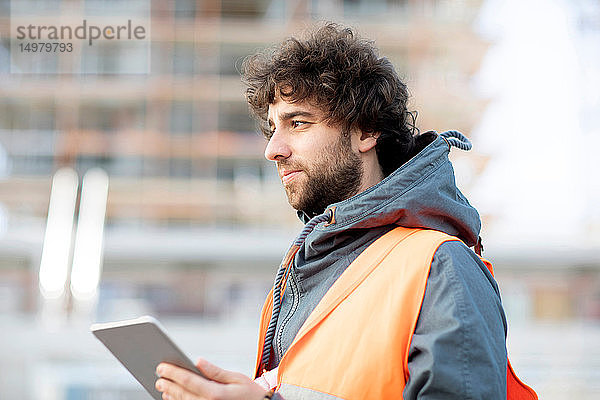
[298,133,481,252]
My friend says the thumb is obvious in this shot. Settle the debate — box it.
[195,358,246,384]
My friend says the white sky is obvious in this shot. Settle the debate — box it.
[470,0,599,247]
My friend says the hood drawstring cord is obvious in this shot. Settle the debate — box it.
[440,130,472,151]
[260,209,334,372]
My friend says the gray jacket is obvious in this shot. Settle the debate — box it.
[269,133,507,399]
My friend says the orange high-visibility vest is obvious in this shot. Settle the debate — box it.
[254,227,537,399]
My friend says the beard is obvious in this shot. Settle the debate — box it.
[278,133,363,217]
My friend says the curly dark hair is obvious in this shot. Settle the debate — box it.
[241,22,434,177]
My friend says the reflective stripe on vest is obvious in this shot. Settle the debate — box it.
[254,227,537,399]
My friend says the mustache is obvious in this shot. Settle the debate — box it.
[276,160,306,171]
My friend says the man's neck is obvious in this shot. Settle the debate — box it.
[357,156,384,195]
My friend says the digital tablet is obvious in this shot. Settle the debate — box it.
[91,315,206,400]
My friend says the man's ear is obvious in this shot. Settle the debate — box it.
[357,130,381,153]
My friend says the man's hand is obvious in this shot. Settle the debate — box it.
[155,358,268,400]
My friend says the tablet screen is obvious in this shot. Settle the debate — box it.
[91,316,205,400]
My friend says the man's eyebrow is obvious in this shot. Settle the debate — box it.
[268,110,319,128]
[279,110,317,120]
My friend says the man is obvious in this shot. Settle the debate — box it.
[155,23,536,399]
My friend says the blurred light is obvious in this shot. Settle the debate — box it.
[39,168,79,299]
[70,168,109,301]
[0,203,8,237]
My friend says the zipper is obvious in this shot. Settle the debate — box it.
[276,265,300,361]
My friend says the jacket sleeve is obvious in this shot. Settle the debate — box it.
[402,241,508,399]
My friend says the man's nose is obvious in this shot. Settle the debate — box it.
[264,130,291,161]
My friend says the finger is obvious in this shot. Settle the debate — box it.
[195,358,247,384]
[157,363,216,396]
[156,377,196,400]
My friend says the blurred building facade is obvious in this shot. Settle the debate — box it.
[0,0,490,318]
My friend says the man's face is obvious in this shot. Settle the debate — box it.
[265,96,363,216]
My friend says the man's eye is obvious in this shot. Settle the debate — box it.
[291,120,307,128]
